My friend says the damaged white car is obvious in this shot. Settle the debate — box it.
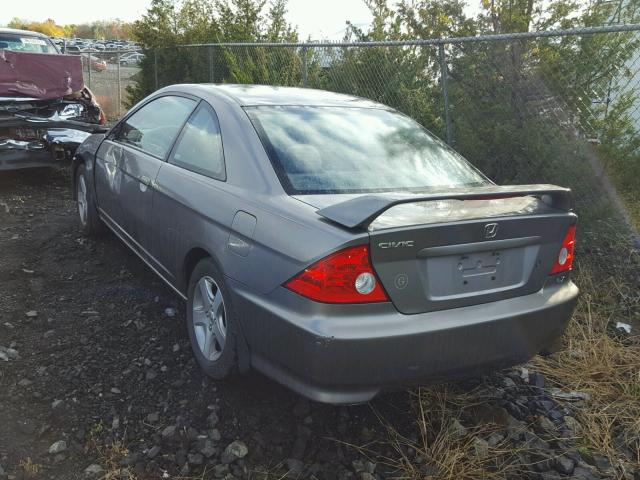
[0,28,106,170]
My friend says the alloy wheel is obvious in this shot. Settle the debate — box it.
[192,276,227,361]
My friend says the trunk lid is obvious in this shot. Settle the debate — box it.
[297,185,576,314]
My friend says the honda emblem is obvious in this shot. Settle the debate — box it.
[483,223,499,239]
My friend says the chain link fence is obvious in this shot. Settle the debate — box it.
[98,25,640,257]
[79,50,142,121]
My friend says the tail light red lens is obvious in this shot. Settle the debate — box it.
[285,245,389,303]
[550,225,576,274]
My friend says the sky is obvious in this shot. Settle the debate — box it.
[1,0,374,40]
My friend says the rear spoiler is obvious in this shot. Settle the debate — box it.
[316,184,573,229]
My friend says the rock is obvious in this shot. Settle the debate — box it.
[536,416,556,433]
[209,428,221,441]
[146,412,159,423]
[187,453,203,465]
[0,351,8,362]
[487,432,504,447]
[172,343,180,352]
[164,307,176,317]
[18,379,32,387]
[549,388,590,402]
[110,387,121,394]
[222,440,249,463]
[161,425,176,439]
[572,466,602,480]
[25,310,38,318]
[147,445,161,458]
[529,371,545,388]
[43,330,56,338]
[358,474,376,480]
[49,440,67,454]
[450,418,467,438]
[213,464,230,477]
[591,454,613,473]
[502,376,516,388]
[531,451,554,472]
[0,347,18,359]
[84,464,104,477]
[555,455,575,475]
[563,416,582,435]
[472,437,489,457]
[199,440,216,458]
[286,458,304,475]
[207,411,219,428]
[538,472,562,480]
[51,399,63,409]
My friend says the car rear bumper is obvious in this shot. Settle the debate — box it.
[229,277,578,404]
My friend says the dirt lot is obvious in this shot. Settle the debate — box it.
[0,168,401,479]
[1,167,639,480]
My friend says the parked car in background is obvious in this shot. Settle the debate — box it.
[120,52,144,66]
[108,51,140,64]
[0,28,106,170]
[81,54,107,72]
[71,84,578,404]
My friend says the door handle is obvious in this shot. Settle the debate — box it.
[139,175,151,186]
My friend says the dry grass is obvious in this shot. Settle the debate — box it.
[535,260,640,468]
[18,457,42,476]
[90,430,136,480]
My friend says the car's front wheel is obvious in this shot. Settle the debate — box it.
[186,258,238,379]
[76,164,105,236]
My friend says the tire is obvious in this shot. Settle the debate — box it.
[76,164,105,236]
[186,258,239,379]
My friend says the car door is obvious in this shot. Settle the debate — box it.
[95,94,196,262]
[152,101,227,282]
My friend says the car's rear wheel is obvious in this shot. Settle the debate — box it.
[76,164,105,236]
[186,258,238,379]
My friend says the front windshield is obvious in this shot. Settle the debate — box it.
[246,106,488,194]
[0,34,58,54]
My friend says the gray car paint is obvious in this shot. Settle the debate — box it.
[73,84,579,403]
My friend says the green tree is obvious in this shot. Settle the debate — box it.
[126,0,299,107]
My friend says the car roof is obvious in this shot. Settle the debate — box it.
[0,28,48,38]
[176,84,388,108]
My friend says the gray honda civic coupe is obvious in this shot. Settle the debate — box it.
[72,84,578,404]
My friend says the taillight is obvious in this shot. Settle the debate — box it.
[550,225,576,274]
[285,245,389,303]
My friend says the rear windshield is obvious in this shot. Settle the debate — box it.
[0,34,58,54]
[246,106,488,194]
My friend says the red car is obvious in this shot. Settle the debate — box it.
[0,28,106,170]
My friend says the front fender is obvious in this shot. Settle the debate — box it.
[71,133,106,199]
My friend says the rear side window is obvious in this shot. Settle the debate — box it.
[115,96,196,158]
[169,103,226,180]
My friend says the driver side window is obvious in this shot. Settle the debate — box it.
[115,96,195,158]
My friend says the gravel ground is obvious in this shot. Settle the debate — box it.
[0,168,401,479]
[0,168,636,480]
